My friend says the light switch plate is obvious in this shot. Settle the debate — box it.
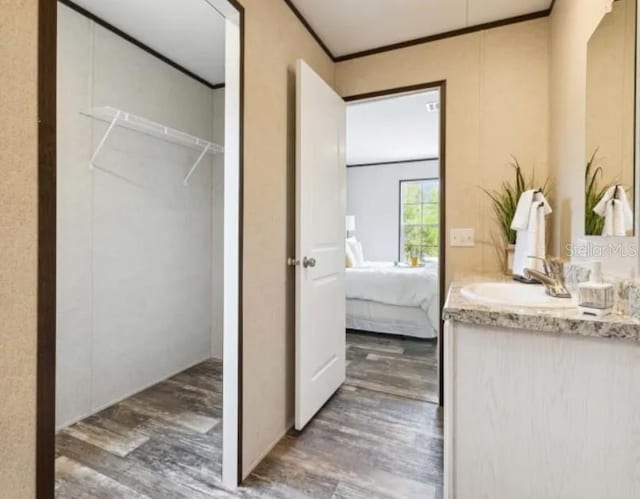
[451,228,475,247]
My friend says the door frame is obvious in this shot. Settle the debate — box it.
[36,0,246,495]
[343,80,447,406]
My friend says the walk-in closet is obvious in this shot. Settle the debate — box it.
[54,1,239,494]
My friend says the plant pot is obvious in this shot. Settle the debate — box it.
[505,244,516,275]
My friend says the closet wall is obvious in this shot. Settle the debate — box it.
[57,4,223,428]
[211,89,225,359]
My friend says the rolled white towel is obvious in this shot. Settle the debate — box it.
[594,185,632,236]
[601,199,627,236]
[534,202,547,269]
[511,189,535,231]
[615,186,633,230]
[511,190,552,231]
[511,193,551,277]
[593,185,615,216]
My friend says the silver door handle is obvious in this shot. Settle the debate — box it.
[287,257,300,267]
[303,256,316,268]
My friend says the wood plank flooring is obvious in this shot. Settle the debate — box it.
[345,330,439,403]
[55,361,226,498]
[55,331,442,498]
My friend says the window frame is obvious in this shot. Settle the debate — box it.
[398,177,440,262]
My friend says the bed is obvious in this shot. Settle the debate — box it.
[345,260,440,339]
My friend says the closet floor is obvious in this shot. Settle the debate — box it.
[55,359,226,498]
[55,332,442,498]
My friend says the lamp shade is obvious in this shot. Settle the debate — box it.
[345,215,356,232]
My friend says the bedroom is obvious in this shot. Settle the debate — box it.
[344,88,443,404]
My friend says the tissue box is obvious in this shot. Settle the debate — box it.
[578,282,615,310]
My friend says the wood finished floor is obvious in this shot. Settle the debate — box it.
[55,331,442,498]
[345,330,439,404]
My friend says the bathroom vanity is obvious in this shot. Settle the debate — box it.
[443,278,640,499]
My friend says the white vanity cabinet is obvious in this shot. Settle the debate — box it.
[443,289,640,499]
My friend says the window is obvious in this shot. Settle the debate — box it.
[400,178,440,261]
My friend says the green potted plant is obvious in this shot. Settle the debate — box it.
[482,158,551,274]
[585,149,612,236]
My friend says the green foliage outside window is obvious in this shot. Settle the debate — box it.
[401,179,440,261]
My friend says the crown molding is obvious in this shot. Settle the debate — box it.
[282,0,556,63]
[282,0,335,60]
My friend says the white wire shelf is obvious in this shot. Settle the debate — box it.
[81,106,224,185]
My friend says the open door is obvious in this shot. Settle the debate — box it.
[293,60,346,430]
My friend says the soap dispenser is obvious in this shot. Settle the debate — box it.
[577,262,614,316]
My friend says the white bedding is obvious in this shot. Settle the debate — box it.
[346,299,436,338]
[345,261,440,337]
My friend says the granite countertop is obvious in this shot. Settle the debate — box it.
[443,275,640,342]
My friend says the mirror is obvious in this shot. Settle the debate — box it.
[585,0,637,236]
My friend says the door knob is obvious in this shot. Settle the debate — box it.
[303,256,316,268]
[287,257,300,267]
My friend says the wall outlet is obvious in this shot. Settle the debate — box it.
[451,228,475,247]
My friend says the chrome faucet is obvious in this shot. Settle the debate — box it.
[523,256,572,298]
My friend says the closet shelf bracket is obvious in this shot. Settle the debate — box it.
[184,143,212,186]
[81,106,224,182]
[89,110,122,169]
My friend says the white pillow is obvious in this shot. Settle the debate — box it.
[346,237,365,267]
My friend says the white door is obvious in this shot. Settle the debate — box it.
[294,60,346,430]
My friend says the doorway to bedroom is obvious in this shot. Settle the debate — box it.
[258,72,445,496]
[344,86,443,406]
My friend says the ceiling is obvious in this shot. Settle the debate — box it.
[68,0,226,85]
[65,0,554,85]
[288,0,553,58]
[346,90,440,165]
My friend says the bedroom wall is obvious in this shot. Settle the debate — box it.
[335,18,551,286]
[347,160,440,261]
[56,4,217,428]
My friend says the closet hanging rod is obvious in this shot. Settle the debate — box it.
[81,106,224,183]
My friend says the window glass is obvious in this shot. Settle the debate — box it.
[400,179,440,261]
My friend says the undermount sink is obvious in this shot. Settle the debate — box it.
[461,281,578,309]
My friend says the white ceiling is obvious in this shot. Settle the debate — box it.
[346,90,440,165]
[69,0,226,84]
[289,0,553,57]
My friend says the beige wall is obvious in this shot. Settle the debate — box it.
[238,0,334,477]
[549,0,610,253]
[335,19,550,283]
[0,0,38,496]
